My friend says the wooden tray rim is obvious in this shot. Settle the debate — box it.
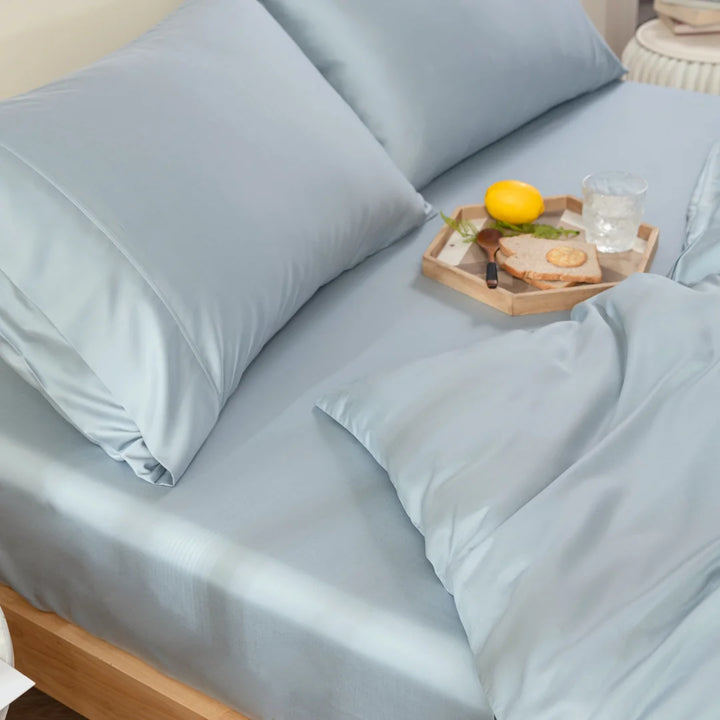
[422,195,659,313]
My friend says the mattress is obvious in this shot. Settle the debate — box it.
[1,80,719,720]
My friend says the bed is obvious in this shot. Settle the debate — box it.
[1,2,720,720]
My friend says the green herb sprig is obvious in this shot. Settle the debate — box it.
[441,212,580,242]
[489,219,580,240]
[440,212,480,243]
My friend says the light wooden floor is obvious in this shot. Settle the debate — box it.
[7,689,84,719]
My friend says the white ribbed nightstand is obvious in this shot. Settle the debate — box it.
[623,18,720,94]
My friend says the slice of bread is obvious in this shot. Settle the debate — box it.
[499,235,602,284]
[496,250,577,290]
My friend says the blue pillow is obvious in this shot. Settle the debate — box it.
[0,0,428,485]
[259,0,624,188]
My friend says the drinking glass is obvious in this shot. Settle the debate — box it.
[582,171,647,253]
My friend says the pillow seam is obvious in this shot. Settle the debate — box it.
[0,141,222,403]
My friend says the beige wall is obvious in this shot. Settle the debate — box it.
[1,0,637,103]
[0,0,183,101]
[581,0,639,56]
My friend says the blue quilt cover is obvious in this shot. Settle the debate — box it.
[318,142,720,719]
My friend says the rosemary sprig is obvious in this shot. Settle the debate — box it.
[490,219,580,240]
[442,211,581,242]
[440,212,480,243]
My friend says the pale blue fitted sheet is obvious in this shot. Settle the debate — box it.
[1,81,720,720]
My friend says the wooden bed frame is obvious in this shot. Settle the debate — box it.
[0,585,249,720]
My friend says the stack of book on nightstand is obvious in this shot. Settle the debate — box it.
[654,0,720,33]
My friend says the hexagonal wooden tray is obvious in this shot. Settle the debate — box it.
[422,195,659,316]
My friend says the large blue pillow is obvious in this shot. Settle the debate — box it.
[0,0,428,485]
[259,0,625,188]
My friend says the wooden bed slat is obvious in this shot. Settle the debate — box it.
[0,585,249,720]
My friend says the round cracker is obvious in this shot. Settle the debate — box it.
[546,246,587,268]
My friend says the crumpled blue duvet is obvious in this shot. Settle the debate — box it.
[317,142,720,719]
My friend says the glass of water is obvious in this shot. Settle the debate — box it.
[582,171,648,253]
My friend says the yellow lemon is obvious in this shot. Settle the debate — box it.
[484,180,544,225]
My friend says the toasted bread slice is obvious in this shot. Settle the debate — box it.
[499,235,602,284]
[496,250,577,290]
